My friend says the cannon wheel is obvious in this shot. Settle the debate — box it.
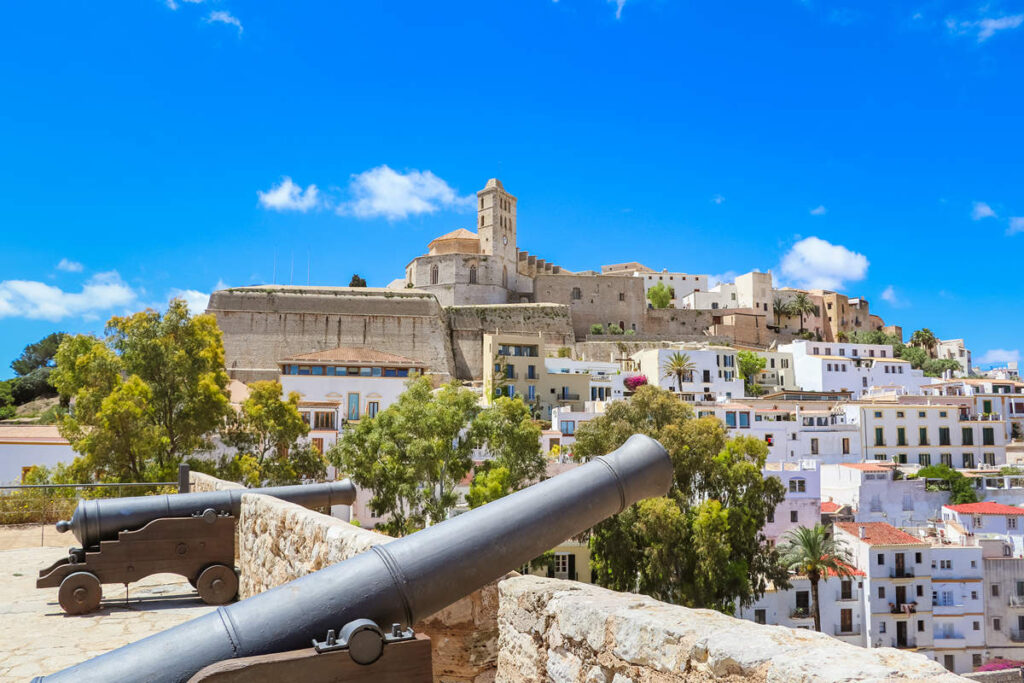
[196,564,238,605]
[58,571,102,615]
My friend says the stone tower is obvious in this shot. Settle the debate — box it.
[477,179,518,292]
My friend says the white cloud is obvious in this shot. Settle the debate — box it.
[206,10,243,35]
[779,236,869,291]
[708,271,738,289]
[978,348,1020,365]
[711,194,725,205]
[1007,217,1024,235]
[56,258,84,273]
[947,14,1023,42]
[341,165,473,220]
[972,201,997,220]
[809,205,827,216]
[169,288,211,315]
[166,0,203,10]
[880,285,907,308]
[257,177,320,212]
[610,0,627,19]
[0,271,137,321]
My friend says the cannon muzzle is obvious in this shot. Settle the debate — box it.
[35,434,671,683]
[57,479,358,548]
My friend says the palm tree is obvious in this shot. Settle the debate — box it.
[661,352,696,393]
[790,292,816,333]
[910,328,938,359]
[778,525,855,633]
[772,297,792,329]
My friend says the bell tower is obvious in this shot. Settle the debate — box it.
[477,179,517,270]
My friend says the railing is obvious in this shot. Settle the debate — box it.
[889,602,918,614]
[962,413,1003,421]
[933,633,965,643]
[559,393,580,401]
[789,608,813,620]
[834,625,861,636]
[894,638,917,649]
[836,590,859,602]
[1009,594,1024,607]
[0,470,187,547]
[1010,629,1024,643]
[889,568,915,578]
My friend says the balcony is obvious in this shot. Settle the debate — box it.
[962,413,1003,421]
[1009,594,1024,608]
[933,633,966,646]
[1011,630,1024,643]
[933,602,966,616]
[836,589,859,602]
[789,607,814,620]
[893,638,918,649]
[889,568,915,579]
[889,602,918,615]
[558,393,580,402]
[834,625,861,636]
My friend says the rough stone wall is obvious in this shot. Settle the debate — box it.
[188,471,244,492]
[963,671,1023,683]
[533,274,647,339]
[409,253,512,306]
[643,308,714,338]
[497,576,968,683]
[238,493,505,683]
[447,304,576,381]
[208,286,456,383]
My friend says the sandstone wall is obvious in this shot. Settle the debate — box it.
[208,286,456,383]
[238,493,505,683]
[496,576,968,683]
[188,471,244,492]
[532,274,647,339]
[447,303,576,380]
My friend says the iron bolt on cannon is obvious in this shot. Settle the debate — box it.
[37,480,356,614]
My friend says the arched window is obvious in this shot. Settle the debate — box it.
[502,266,508,288]
[430,265,439,285]
[480,215,484,227]
[571,287,582,300]
[469,266,477,284]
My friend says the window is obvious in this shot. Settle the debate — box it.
[754,609,766,625]
[878,586,885,598]
[313,412,336,430]
[789,478,806,493]
[973,622,980,631]
[919,427,929,446]
[430,265,439,285]
[502,266,508,288]
[790,510,798,523]
[725,412,737,428]
[1009,517,1018,530]
[367,401,380,418]
[877,553,885,566]
[879,621,886,633]
[347,393,360,421]
[919,411,926,418]
[917,620,925,632]
[739,412,750,428]
[943,655,955,672]
[962,427,974,445]
[875,427,885,447]
[874,411,883,418]
[766,508,774,523]
[973,655,982,669]
[571,287,582,300]
[527,365,536,380]
[983,427,995,446]
[527,385,536,401]
[992,584,1000,597]
[917,584,924,597]
[312,437,324,454]
[811,438,819,455]
[919,453,931,466]
[915,552,922,564]
[842,438,850,454]
[560,420,575,435]
[994,617,1001,631]
[962,453,975,469]
[469,266,477,284]
[299,411,310,426]
[941,453,952,467]
[939,427,950,446]
[897,427,907,446]
[618,292,625,301]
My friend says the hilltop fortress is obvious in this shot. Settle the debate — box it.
[208,178,897,383]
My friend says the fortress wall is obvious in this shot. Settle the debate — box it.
[208,287,456,383]
[532,274,647,338]
[643,307,714,337]
[447,304,575,381]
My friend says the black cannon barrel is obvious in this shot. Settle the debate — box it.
[56,480,358,548]
[35,434,671,683]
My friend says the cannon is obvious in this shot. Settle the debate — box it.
[33,434,671,683]
[37,480,357,614]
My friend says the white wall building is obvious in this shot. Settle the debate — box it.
[923,379,1024,440]
[632,345,743,402]
[844,403,1007,470]
[762,461,821,544]
[941,502,1024,558]
[0,425,76,485]
[549,403,607,455]
[935,339,972,378]
[544,357,630,403]
[779,340,930,399]
[751,350,797,393]
[279,346,428,454]
[821,463,947,527]
[928,541,986,673]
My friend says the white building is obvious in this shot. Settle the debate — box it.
[935,339,972,378]
[600,263,708,308]
[779,340,929,399]
[0,425,76,484]
[835,522,934,653]
[544,357,630,403]
[844,403,1007,470]
[980,538,1024,660]
[762,461,821,544]
[549,403,606,455]
[928,541,986,673]
[923,379,1024,440]
[821,463,947,527]
[941,502,1024,558]
[279,346,428,454]
[751,350,797,393]
[632,345,743,402]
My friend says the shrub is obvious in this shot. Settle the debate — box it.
[589,324,605,335]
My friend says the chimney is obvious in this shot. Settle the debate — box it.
[859,526,866,539]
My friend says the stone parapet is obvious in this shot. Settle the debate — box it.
[496,576,968,683]
[188,471,245,492]
[237,493,503,683]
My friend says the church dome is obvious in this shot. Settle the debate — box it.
[428,228,480,255]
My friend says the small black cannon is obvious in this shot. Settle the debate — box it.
[33,434,672,683]
[37,480,356,614]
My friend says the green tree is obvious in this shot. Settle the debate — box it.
[51,299,231,482]
[466,466,513,509]
[556,347,572,358]
[573,385,788,611]
[11,332,66,376]
[909,328,938,358]
[922,358,961,378]
[608,323,624,335]
[736,350,767,394]
[589,323,605,335]
[328,377,481,535]
[661,352,695,393]
[471,396,544,488]
[349,274,367,287]
[221,380,315,484]
[778,525,855,632]
[898,346,929,370]
[647,282,672,309]
[772,297,792,328]
[789,293,817,333]
[917,464,978,504]
[0,381,15,420]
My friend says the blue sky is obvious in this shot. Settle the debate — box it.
[1,0,1022,379]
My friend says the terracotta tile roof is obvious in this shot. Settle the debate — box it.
[836,522,926,546]
[945,502,1024,516]
[0,424,68,444]
[821,501,842,513]
[429,228,478,243]
[840,463,891,473]
[825,562,865,578]
[283,346,425,367]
